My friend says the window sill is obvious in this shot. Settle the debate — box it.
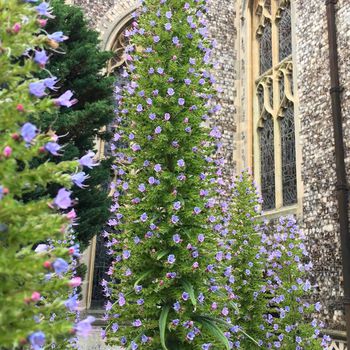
[259,204,299,220]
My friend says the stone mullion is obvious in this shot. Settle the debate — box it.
[271,0,283,209]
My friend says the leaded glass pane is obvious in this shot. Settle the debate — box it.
[268,80,273,108]
[257,85,264,112]
[91,233,112,308]
[265,0,271,13]
[279,74,285,100]
[280,103,297,206]
[259,21,272,74]
[259,114,276,210]
[278,5,292,61]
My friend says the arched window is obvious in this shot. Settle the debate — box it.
[252,0,297,210]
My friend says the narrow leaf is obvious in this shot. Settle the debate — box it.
[159,306,170,350]
[156,250,170,260]
[182,280,197,311]
[134,270,152,288]
[197,318,230,350]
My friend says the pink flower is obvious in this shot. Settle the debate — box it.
[3,146,12,158]
[54,90,78,107]
[68,277,82,287]
[31,292,41,302]
[12,23,21,33]
[54,188,72,209]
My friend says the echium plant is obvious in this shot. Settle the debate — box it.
[0,1,95,349]
[221,172,329,349]
[105,0,241,349]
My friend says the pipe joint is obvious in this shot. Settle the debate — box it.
[325,0,338,5]
[330,86,344,94]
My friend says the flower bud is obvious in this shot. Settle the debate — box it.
[43,261,51,269]
[16,104,24,112]
[11,133,20,141]
[37,19,47,27]
[12,23,21,33]
[38,146,46,154]
[31,292,41,302]
[3,146,12,158]
[68,277,82,288]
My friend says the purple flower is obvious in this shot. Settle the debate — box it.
[154,164,162,172]
[198,234,205,242]
[164,113,171,120]
[65,295,79,311]
[71,172,89,188]
[136,104,143,112]
[140,213,148,222]
[123,250,131,259]
[34,50,49,67]
[165,11,172,19]
[36,2,54,18]
[138,183,146,192]
[54,188,72,209]
[165,23,172,31]
[79,151,97,168]
[184,78,191,85]
[178,98,185,106]
[182,292,189,301]
[173,301,181,312]
[155,126,162,134]
[173,234,181,244]
[167,88,175,96]
[53,258,69,275]
[187,332,195,341]
[54,90,78,107]
[48,31,68,42]
[45,142,61,155]
[75,316,96,337]
[202,344,212,350]
[43,77,58,90]
[167,254,176,264]
[29,81,46,98]
[153,36,160,43]
[173,201,181,210]
[193,207,201,215]
[172,37,180,45]
[177,159,185,167]
[171,215,179,224]
[118,293,126,306]
[28,331,46,350]
[21,122,37,142]
[157,67,164,74]
[132,319,142,327]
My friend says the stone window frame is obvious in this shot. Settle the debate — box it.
[248,0,303,217]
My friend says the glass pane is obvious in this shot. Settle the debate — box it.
[259,114,276,210]
[279,74,285,101]
[265,0,271,14]
[91,233,112,308]
[279,5,292,61]
[259,21,273,74]
[280,103,297,206]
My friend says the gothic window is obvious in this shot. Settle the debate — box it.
[253,0,297,210]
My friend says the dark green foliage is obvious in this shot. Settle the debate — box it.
[37,0,115,247]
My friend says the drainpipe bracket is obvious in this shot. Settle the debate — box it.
[330,86,344,94]
[325,0,338,5]
[336,184,349,192]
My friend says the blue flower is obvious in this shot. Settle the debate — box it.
[71,172,89,188]
[54,188,72,209]
[167,254,176,264]
[36,2,54,18]
[28,331,46,350]
[54,90,78,107]
[48,31,68,42]
[79,151,98,168]
[21,122,37,142]
[45,142,61,155]
[29,81,46,98]
[53,258,69,275]
[34,50,49,67]
[64,295,79,311]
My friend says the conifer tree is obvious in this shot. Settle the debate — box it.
[35,0,115,248]
[104,0,239,349]
[0,1,95,348]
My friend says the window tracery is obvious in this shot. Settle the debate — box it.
[253,0,297,210]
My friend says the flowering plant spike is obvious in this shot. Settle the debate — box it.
[104,0,238,349]
[219,172,329,349]
[0,1,95,348]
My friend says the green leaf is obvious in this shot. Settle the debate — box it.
[159,306,170,350]
[134,270,152,288]
[156,250,170,260]
[196,318,230,350]
[182,280,197,311]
